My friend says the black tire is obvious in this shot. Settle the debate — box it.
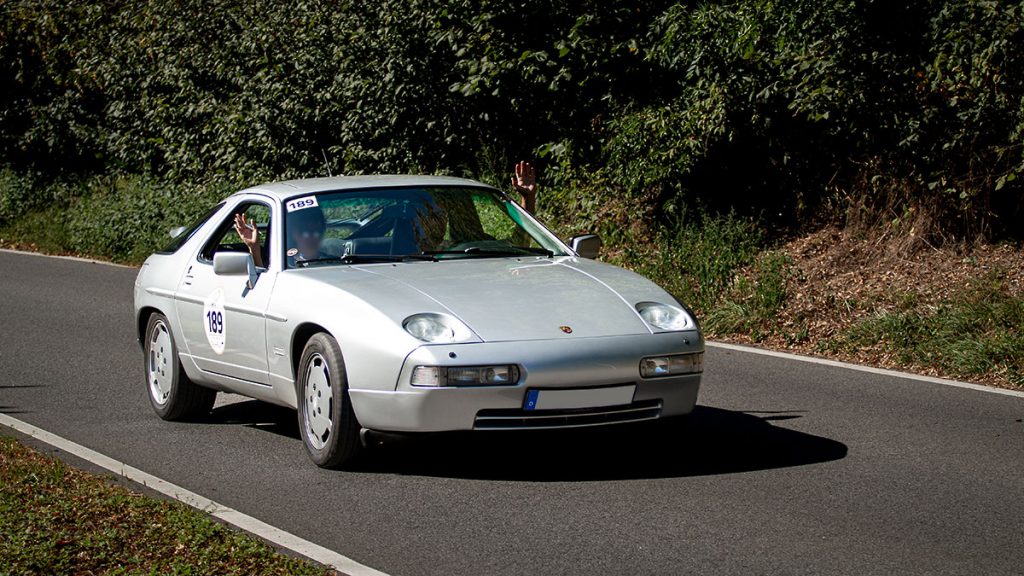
[296,333,363,469]
[144,313,216,421]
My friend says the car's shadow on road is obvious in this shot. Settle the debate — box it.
[364,406,847,481]
[206,401,847,481]
[207,400,300,439]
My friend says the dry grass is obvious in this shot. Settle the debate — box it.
[714,226,1024,389]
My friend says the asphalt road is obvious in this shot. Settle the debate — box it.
[1,249,1023,576]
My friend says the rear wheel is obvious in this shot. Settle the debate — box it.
[144,313,215,421]
[296,333,363,468]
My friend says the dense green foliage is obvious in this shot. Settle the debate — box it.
[625,211,765,313]
[0,168,238,261]
[0,0,663,179]
[606,0,1024,237]
[2,0,1022,241]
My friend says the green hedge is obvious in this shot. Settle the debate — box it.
[0,169,237,262]
[1,0,1022,239]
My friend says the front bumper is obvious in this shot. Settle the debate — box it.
[348,332,703,432]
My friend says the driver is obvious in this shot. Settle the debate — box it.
[284,206,329,264]
[412,198,449,252]
[236,204,329,267]
[233,211,266,268]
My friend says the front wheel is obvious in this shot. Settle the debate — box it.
[144,313,215,421]
[296,333,363,469]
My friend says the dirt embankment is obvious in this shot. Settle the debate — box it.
[718,226,1024,388]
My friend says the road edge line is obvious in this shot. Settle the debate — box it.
[706,341,1024,399]
[0,247,136,268]
[0,412,390,576]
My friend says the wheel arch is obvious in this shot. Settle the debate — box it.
[291,322,332,380]
[137,306,164,348]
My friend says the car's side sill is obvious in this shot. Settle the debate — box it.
[199,367,274,388]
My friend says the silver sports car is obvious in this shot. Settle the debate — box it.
[134,176,704,468]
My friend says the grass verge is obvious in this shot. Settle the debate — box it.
[709,227,1024,390]
[0,436,333,575]
[703,251,794,342]
[827,274,1024,387]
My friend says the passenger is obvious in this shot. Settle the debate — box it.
[511,160,537,212]
[424,160,537,251]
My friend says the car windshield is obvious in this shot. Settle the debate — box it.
[282,186,568,268]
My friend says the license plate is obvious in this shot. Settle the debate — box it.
[523,385,636,411]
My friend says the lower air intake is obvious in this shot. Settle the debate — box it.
[473,400,663,430]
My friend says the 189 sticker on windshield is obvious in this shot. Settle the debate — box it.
[286,196,319,212]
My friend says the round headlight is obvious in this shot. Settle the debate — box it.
[636,302,692,331]
[403,313,471,343]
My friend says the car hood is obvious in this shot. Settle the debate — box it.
[350,257,659,342]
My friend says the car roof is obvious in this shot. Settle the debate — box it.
[234,175,497,201]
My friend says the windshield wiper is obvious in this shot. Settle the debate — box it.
[294,253,438,267]
[293,257,341,267]
[425,246,554,258]
[341,253,438,263]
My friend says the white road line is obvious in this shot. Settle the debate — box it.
[0,247,136,268]
[706,341,1024,399]
[0,413,391,576]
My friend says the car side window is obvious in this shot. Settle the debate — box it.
[157,202,225,255]
[199,203,272,267]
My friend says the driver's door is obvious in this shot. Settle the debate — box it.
[176,199,277,385]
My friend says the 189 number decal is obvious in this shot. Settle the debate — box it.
[206,310,223,334]
[286,196,319,212]
[203,288,227,355]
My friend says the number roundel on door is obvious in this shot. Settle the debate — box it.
[203,288,227,355]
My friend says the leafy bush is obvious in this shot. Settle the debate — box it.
[0,168,38,224]
[621,211,765,314]
[2,0,1023,253]
[61,176,235,262]
[0,0,671,180]
[0,170,234,262]
[602,0,1024,238]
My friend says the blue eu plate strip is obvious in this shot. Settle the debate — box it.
[524,390,540,411]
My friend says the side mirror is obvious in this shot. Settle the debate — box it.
[569,234,602,259]
[169,226,187,238]
[213,252,259,289]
